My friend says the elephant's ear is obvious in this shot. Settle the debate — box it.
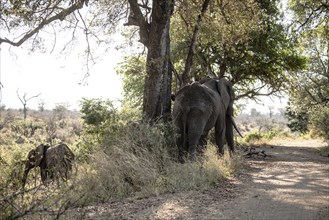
[34,144,47,167]
[61,144,75,161]
[27,149,37,166]
[217,79,233,111]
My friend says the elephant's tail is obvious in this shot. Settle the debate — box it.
[230,115,243,138]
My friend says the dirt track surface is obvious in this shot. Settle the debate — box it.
[74,140,329,219]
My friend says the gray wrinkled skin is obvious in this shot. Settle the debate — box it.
[173,78,236,162]
[22,143,75,187]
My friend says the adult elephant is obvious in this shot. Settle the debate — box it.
[172,78,242,162]
[22,143,75,188]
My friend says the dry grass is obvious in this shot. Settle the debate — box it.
[0,115,244,219]
[77,141,244,205]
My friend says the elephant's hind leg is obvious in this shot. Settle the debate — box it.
[197,133,208,156]
[225,115,235,154]
[177,129,187,163]
[187,113,207,161]
[215,124,226,156]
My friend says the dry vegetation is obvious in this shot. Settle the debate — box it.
[0,106,326,219]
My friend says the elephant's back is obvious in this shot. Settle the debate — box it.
[173,83,219,124]
[174,83,217,108]
[45,147,60,165]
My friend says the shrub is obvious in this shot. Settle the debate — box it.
[77,119,243,203]
[309,106,329,141]
[285,103,309,133]
[244,132,263,143]
[242,129,282,144]
[77,121,176,201]
[1,99,245,218]
[77,99,244,202]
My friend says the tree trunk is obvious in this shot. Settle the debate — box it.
[181,0,212,85]
[142,0,173,122]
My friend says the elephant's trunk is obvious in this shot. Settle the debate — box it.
[22,159,37,188]
[231,116,243,138]
[22,167,31,188]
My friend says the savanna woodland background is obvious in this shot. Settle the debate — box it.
[0,0,328,219]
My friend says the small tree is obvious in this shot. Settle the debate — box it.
[80,98,116,136]
[45,103,70,144]
[0,104,5,121]
[285,103,309,134]
[309,106,329,140]
[287,0,328,139]
[16,90,41,120]
[250,108,261,118]
[38,99,46,112]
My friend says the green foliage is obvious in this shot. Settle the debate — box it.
[285,103,309,133]
[289,0,328,32]
[243,129,280,143]
[80,98,117,131]
[287,0,328,140]
[244,132,264,143]
[171,0,305,100]
[77,98,244,202]
[116,55,146,112]
[309,106,329,141]
[78,98,118,159]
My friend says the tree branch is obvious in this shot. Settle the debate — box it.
[124,0,150,47]
[234,84,282,101]
[0,0,87,46]
[298,3,328,30]
[181,0,212,85]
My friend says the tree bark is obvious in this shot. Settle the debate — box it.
[142,0,174,122]
[126,0,173,122]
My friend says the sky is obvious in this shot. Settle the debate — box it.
[0,43,285,115]
[0,21,286,115]
[0,42,286,114]
[0,36,124,111]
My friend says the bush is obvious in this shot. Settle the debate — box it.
[1,99,245,218]
[309,106,329,141]
[243,129,280,143]
[77,121,177,201]
[0,145,84,220]
[244,132,263,143]
[77,99,244,202]
[77,119,244,203]
[285,105,309,133]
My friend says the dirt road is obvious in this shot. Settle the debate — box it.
[76,140,329,219]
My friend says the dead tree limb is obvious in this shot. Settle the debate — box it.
[244,147,267,158]
[16,90,41,120]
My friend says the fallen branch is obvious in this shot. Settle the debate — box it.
[244,147,267,158]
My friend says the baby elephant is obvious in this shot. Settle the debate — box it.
[22,143,75,188]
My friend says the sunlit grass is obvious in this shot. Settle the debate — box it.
[1,114,244,219]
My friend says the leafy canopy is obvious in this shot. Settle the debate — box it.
[286,0,329,140]
[171,0,305,100]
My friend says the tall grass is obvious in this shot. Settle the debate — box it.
[77,122,244,203]
[1,108,244,218]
